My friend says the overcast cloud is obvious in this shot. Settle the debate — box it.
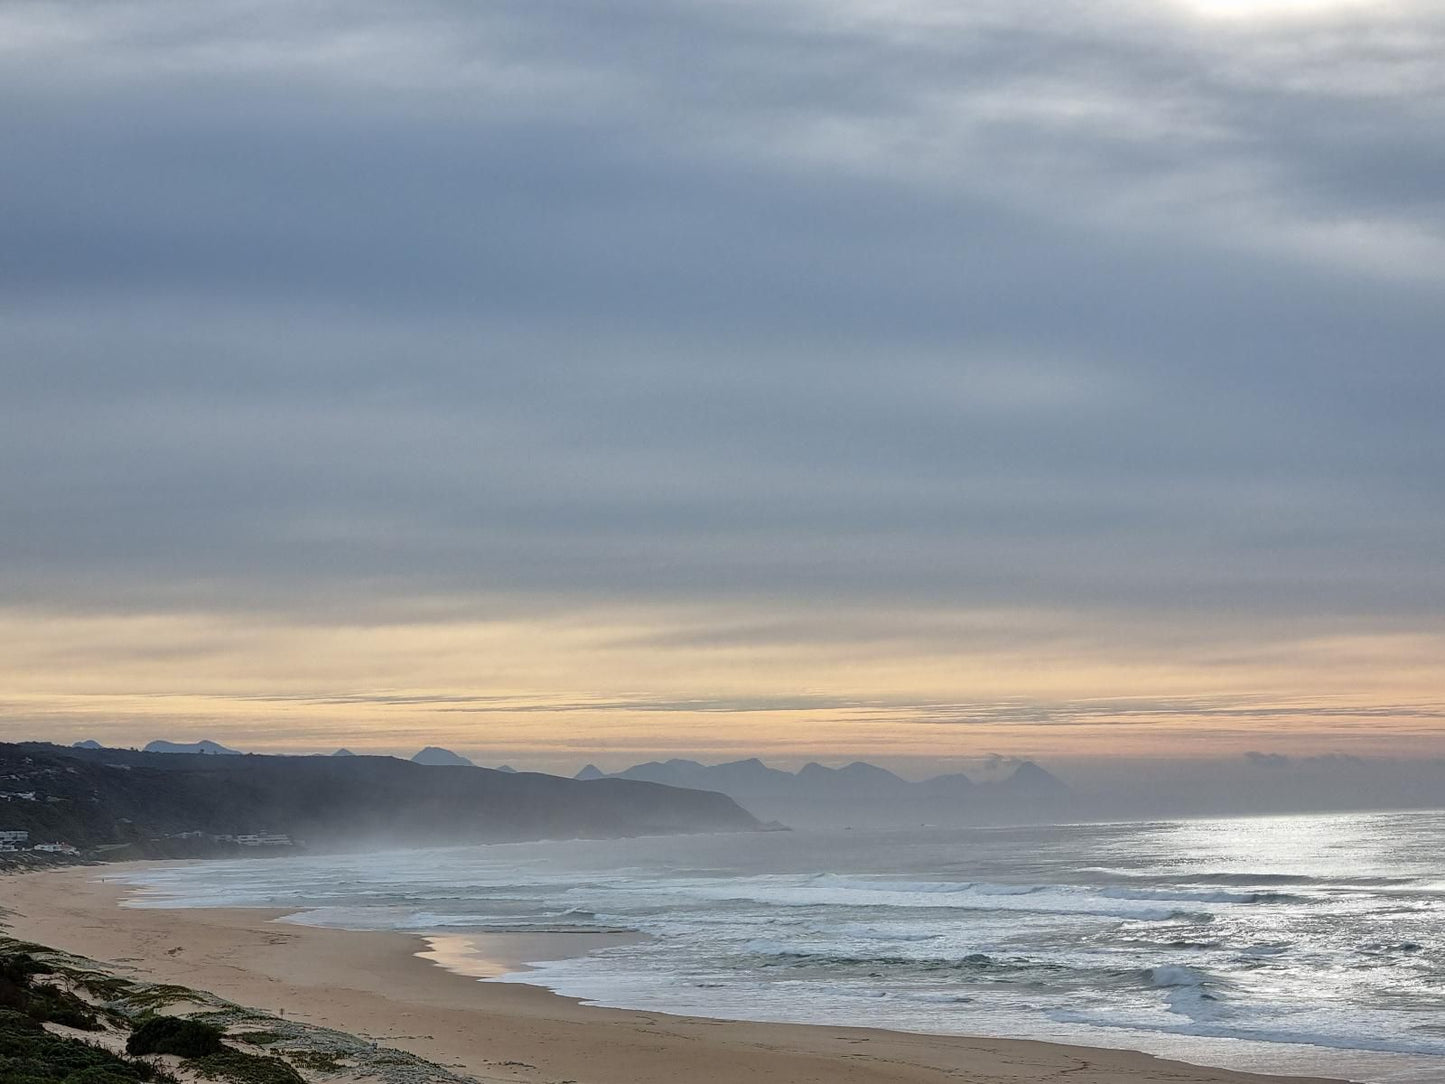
[2,0,1443,692]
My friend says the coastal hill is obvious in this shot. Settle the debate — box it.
[141,738,241,756]
[577,757,1071,827]
[0,742,759,858]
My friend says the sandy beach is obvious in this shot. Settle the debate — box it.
[2,864,1347,1084]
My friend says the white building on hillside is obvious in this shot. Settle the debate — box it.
[32,841,79,855]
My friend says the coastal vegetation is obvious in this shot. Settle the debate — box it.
[125,1018,225,1058]
[0,1007,177,1084]
[0,937,475,1084]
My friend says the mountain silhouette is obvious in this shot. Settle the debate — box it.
[143,739,241,756]
[4,742,760,853]
[579,757,1070,827]
[410,746,475,767]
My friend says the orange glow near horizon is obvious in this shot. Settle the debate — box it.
[1,603,1442,774]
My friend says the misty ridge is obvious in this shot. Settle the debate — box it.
[0,742,759,860]
[66,741,1081,829]
[568,754,1445,825]
[574,757,1070,828]
[9,739,1444,864]
[392,745,1073,827]
[393,745,1443,825]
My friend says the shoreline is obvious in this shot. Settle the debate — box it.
[415,929,648,980]
[3,863,1350,1084]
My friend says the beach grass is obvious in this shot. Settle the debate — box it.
[0,936,477,1084]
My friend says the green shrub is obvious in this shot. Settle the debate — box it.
[27,981,101,1029]
[285,1049,345,1072]
[119,985,204,1013]
[73,973,134,1001]
[63,1069,149,1084]
[0,952,100,1030]
[0,953,54,983]
[0,1006,45,1037]
[126,1016,225,1058]
[188,1049,306,1084]
[0,1008,175,1084]
[231,1030,284,1045]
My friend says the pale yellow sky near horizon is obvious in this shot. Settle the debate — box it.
[5,1,1443,781]
[3,603,1442,773]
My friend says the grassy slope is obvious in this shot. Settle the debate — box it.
[0,935,477,1084]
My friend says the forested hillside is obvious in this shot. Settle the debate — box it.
[0,743,759,857]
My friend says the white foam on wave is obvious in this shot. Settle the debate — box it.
[105,812,1445,1084]
[1147,965,1211,988]
[673,875,1201,920]
[1052,1007,1445,1059]
[1102,887,1306,905]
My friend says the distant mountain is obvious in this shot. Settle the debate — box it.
[605,757,797,792]
[493,764,518,773]
[330,748,356,756]
[581,757,1071,827]
[71,740,104,750]
[410,746,475,767]
[1000,760,1067,797]
[1,742,760,855]
[143,739,241,756]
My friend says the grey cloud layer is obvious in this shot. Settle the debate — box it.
[2,0,1442,623]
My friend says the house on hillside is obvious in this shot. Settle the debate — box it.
[0,830,28,851]
[31,841,79,855]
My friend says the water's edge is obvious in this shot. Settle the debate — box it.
[118,812,1445,1084]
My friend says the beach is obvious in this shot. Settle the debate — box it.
[2,863,1347,1084]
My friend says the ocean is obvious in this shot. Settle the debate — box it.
[119,810,1445,1083]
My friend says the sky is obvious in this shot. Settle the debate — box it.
[1,0,1442,774]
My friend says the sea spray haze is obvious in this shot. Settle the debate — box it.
[123,810,1445,1084]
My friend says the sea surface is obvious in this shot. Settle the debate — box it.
[119,810,1445,1083]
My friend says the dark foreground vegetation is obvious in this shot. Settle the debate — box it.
[125,1016,226,1058]
[0,936,474,1084]
[0,1008,175,1084]
[1,943,167,1084]
[0,940,304,1084]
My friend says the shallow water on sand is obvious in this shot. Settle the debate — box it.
[122,810,1445,1083]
